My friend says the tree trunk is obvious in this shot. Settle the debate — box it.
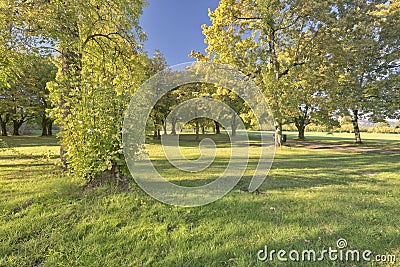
[47,121,53,136]
[162,120,167,135]
[215,121,220,134]
[298,126,305,140]
[41,114,48,136]
[153,123,161,139]
[274,121,282,147]
[201,125,205,135]
[0,122,7,136]
[195,120,199,141]
[59,93,68,169]
[111,164,120,181]
[295,119,306,140]
[171,120,177,135]
[59,50,68,169]
[232,125,237,136]
[231,113,238,137]
[59,49,82,170]
[352,110,362,144]
[12,119,24,136]
[0,115,8,136]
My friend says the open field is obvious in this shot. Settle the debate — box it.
[0,133,399,266]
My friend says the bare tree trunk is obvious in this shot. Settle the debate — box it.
[41,113,48,136]
[274,121,282,147]
[352,110,362,144]
[231,113,238,137]
[297,126,305,140]
[162,120,167,135]
[12,119,24,136]
[195,120,199,141]
[0,114,8,136]
[47,120,53,136]
[295,119,306,140]
[171,119,177,135]
[215,120,220,134]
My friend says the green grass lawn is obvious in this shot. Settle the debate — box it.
[283,131,400,151]
[0,134,399,266]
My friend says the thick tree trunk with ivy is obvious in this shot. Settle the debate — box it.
[59,50,70,169]
[11,0,148,185]
[59,49,82,169]
[352,109,362,144]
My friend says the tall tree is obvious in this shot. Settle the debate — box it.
[9,0,149,179]
[283,59,338,139]
[370,0,400,121]
[320,0,394,143]
[28,55,57,136]
[198,0,329,146]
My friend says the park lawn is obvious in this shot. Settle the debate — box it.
[283,131,400,151]
[0,134,399,266]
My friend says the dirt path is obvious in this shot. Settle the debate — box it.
[289,141,400,155]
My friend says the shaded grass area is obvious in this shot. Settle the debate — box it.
[283,131,400,151]
[0,134,399,266]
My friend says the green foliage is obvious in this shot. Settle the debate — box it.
[319,0,399,142]
[0,46,56,135]
[4,0,151,178]
[196,0,345,141]
[196,0,399,142]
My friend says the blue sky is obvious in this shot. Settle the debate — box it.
[140,1,219,66]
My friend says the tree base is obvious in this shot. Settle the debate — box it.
[85,166,130,192]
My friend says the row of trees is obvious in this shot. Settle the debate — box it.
[0,48,56,136]
[1,0,155,180]
[190,0,399,145]
[1,0,398,182]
